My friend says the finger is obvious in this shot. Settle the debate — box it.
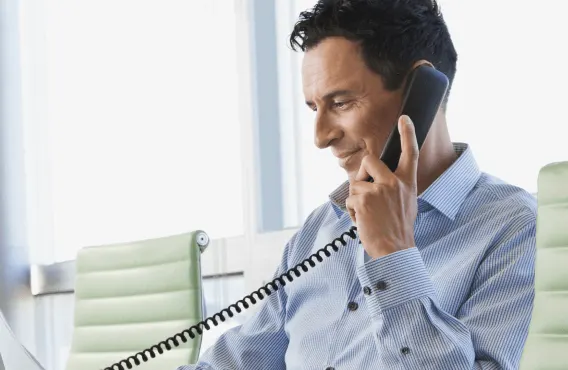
[345,195,358,224]
[349,180,375,195]
[396,115,419,183]
[356,154,395,184]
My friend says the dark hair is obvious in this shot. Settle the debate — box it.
[290,0,458,105]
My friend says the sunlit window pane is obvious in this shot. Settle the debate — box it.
[43,0,244,261]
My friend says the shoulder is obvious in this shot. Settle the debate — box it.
[463,172,537,249]
[474,172,536,220]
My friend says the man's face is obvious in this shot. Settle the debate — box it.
[302,37,403,182]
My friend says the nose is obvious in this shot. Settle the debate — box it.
[314,112,342,149]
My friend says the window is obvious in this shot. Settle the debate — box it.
[25,0,245,262]
[439,0,565,193]
[276,0,566,228]
[18,1,260,368]
[275,0,346,229]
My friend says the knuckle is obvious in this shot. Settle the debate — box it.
[411,146,419,158]
[386,177,399,188]
[346,195,357,209]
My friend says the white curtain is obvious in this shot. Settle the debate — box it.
[20,0,246,263]
[442,0,565,193]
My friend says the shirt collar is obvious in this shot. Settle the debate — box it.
[329,143,480,220]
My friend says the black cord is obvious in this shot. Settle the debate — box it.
[103,226,358,370]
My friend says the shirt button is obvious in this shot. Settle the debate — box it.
[363,286,372,295]
[401,347,410,355]
[325,367,335,370]
[375,280,388,291]
[347,301,358,311]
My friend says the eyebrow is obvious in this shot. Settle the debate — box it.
[305,89,356,106]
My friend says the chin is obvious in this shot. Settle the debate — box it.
[337,151,363,180]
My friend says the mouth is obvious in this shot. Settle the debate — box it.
[336,150,361,168]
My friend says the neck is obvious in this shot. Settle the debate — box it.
[416,113,458,195]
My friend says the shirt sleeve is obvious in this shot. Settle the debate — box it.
[174,233,297,370]
[356,221,536,369]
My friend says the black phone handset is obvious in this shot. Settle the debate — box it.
[370,63,450,181]
[104,64,449,370]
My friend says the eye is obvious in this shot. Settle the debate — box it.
[332,101,350,110]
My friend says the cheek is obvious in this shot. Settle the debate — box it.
[331,109,368,143]
[335,98,400,152]
[360,107,398,153]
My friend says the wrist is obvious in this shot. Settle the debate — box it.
[365,239,415,259]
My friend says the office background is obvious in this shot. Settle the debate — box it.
[0,0,565,369]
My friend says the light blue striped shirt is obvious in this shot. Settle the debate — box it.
[178,143,537,370]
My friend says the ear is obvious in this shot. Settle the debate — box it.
[399,60,435,92]
[411,59,434,70]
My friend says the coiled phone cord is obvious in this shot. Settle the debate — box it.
[104,225,358,370]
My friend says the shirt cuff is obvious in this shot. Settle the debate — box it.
[356,247,437,318]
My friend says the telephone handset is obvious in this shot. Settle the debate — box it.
[370,63,450,180]
[105,64,449,370]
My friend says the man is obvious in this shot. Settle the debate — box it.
[178,0,536,369]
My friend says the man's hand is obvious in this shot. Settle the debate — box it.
[345,115,419,259]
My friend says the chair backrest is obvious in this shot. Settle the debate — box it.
[520,162,568,369]
[65,230,208,370]
[0,309,45,370]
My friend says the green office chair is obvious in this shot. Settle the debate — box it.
[65,230,209,370]
[520,162,568,369]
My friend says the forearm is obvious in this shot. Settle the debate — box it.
[357,247,527,370]
[357,248,472,368]
[375,297,476,369]
[373,292,526,370]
